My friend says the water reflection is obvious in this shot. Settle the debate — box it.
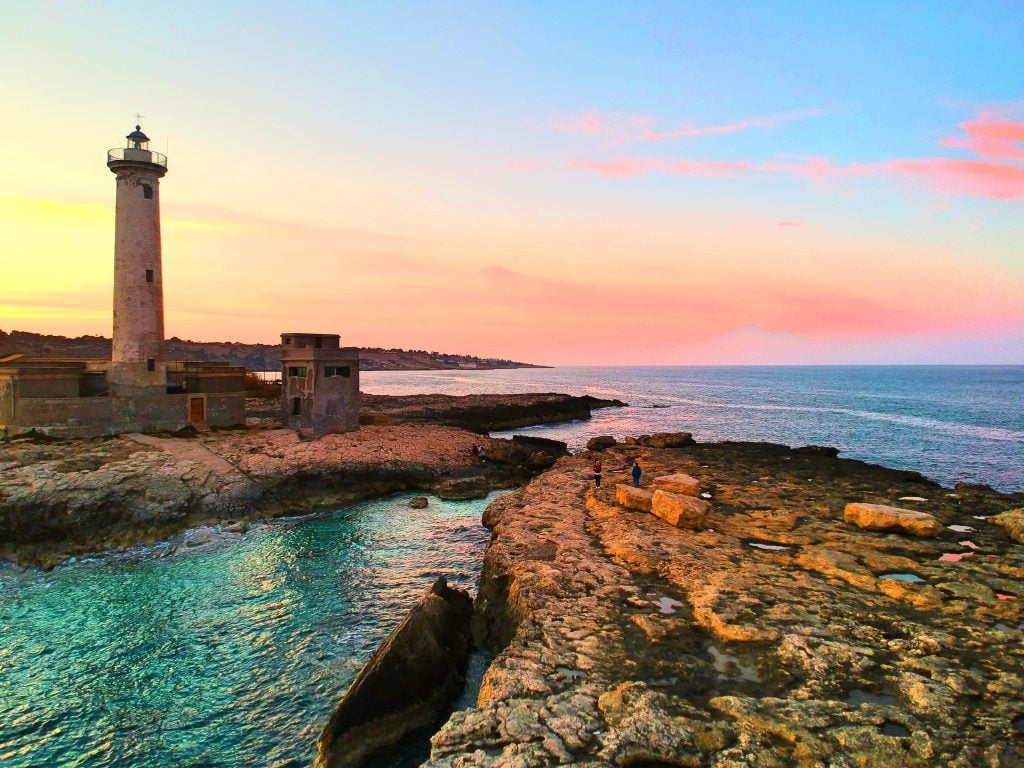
[0,492,499,768]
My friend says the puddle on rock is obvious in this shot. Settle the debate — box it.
[846,688,898,706]
[948,524,976,533]
[653,596,684,614]
[939,552,973,563]
[878,573,926,584]
[707,645,761,683]
[898,496,927,502]
[747,540,792,552]
[881,722,910,737]
[959,540,980,550]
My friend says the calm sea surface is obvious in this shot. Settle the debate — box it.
[364,365,1024,492]
[0,494,496,768]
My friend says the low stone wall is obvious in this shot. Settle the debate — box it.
[3,391,246,437]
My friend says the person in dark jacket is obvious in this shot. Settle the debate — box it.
[631,460,642,487]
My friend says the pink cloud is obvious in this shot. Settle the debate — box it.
[775,220,807,227]
[562,108,1024,200]
[939,111,1024,160]
[552,112,655,139]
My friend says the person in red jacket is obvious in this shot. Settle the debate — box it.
[592,460,602,488]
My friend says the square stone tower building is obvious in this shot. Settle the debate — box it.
[280,333,360,437]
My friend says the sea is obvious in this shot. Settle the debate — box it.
[1,365,1021,768]
[363,365,1024,493]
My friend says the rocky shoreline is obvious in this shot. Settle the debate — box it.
[0,391,619,568]
[423,437,1023,767]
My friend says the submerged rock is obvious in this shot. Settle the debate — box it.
[409,496,429,509]
[315,577,473,768]
[844,502,944,537]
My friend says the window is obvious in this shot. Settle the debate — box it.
[147,358,155,371]
[324,366,351,378]
[284,337,291,345]
[143,184,153,199]
[314,337,323,349]
[287,366,307,377]
[145,269,154,283]
[291,397,301,416]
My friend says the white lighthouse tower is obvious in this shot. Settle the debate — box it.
[107,124,169,394]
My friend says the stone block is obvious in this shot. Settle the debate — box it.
[843,503,943,537]
[991,508,1024,543]
[615,484,653,512]
[651,490,710,530]
[651,473,700,497]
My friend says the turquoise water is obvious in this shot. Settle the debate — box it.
[0,493,496,768]
[363,366,1024,491]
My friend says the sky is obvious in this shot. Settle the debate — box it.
[1,1,1022,365]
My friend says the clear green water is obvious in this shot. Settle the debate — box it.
[0,492,498,767]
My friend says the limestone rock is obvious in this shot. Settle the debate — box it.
[615,484,654,512]
[650,472,700,496]
[844,503,943,537]
[586,435,617,451]
[648,431,694,449]
[651,490,710,529]
[409,496,429,509]
[991,508,1024,543]
[434,476,492,500]
[315,578,473,768]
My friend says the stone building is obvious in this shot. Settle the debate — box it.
[0,126,246,438]
[280,333,360,437]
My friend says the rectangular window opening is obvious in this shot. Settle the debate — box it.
[324,366,351,378]
[145,269,154,283]
[291,397,301,416]
[287,366,307,377]
[147,358,155,371]
[284,337,291,345]
[143,184,153,199]
[314,337,323,349]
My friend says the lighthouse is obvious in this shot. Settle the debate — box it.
[107,125,168,394]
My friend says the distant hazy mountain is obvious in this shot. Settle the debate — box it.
[0,330,546,371]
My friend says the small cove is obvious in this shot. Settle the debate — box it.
[0,492,501,768]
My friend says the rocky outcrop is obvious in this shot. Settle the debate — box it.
[648,431,694,448]
[427,439,1024,767]
[586,436,617,451]
[359,393,626,433]
[844,502,944,537]
[0,425,549,567]
[315,578,473,768]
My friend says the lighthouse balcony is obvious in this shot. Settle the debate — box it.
[107,147,168,168]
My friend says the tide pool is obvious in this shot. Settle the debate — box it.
[0,493,497,768]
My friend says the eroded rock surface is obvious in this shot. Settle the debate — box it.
[845,502,944,537]
[0,425,550,567]
[428,441,1024,767]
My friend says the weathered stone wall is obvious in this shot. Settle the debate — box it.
[4,392,244,437]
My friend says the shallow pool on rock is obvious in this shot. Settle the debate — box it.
[0,492,500,768]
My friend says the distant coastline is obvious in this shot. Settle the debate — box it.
[0,330,549,372]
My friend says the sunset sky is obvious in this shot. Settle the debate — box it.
[2,1,1022,365]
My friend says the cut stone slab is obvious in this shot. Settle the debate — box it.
[843,503,943,537]
[651,490,711,530]
[991,508,1024,543]
[615,484,654,512]
[651,473,700,497]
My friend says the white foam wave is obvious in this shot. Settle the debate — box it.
[653,396,1024,443]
